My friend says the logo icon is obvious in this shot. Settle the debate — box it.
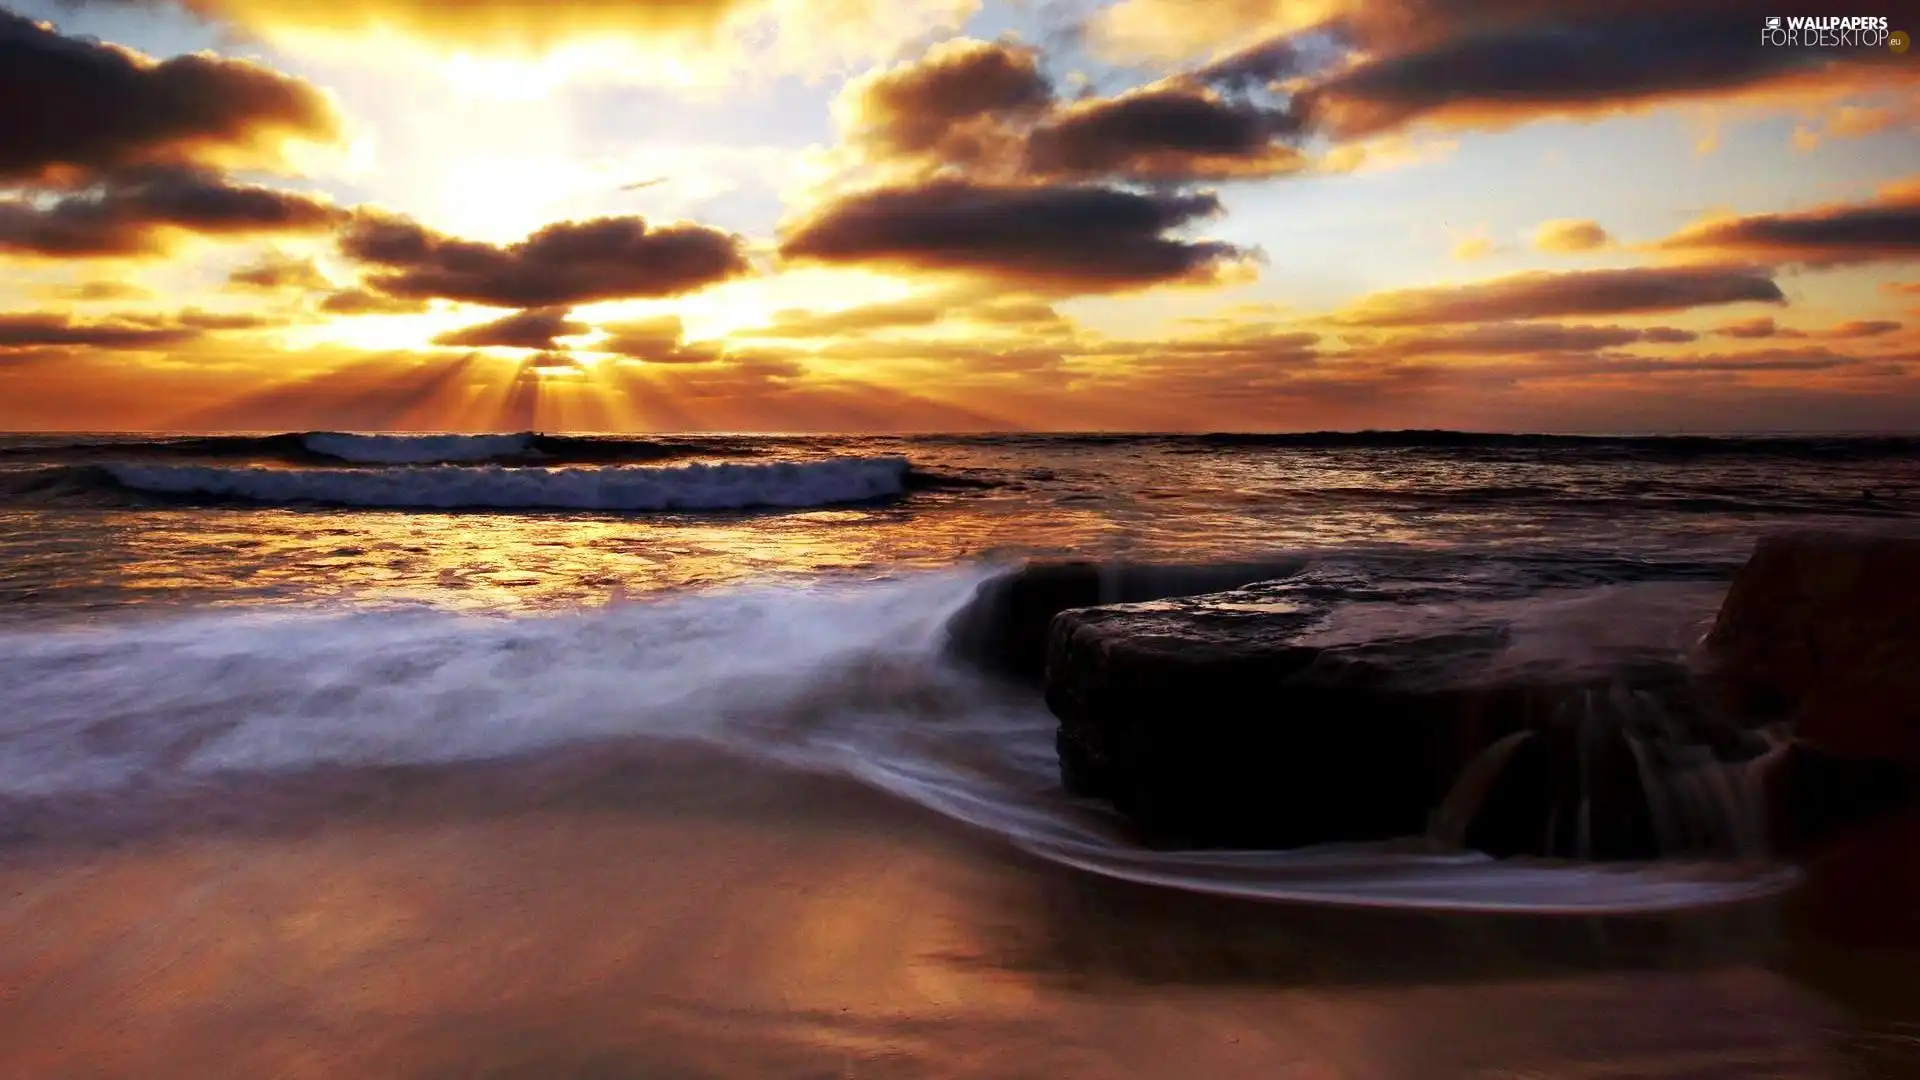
[1893,29,1911,52]
[1766,16,1781,28]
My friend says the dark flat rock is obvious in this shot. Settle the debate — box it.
[1044,577,1766,857]
[943,559,1308,681]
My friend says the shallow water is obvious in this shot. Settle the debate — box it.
[1,431,1917,1075]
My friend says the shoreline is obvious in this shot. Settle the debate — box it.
[0,746,1914,1078]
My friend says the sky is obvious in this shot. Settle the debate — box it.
[1,0,1917,433]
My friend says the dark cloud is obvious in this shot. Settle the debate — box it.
[779,180,1251,293]
[1090,0,1909,141]
[1191,36,1304,92]
[591,315,724,364]
[228,252,331,291]
[0,8,338,185]
[1285,3,1911,138]
[317,288,430,315]
[0,310,238,350]
[339,211,750,308]
[840,38,1053,166]
[1336,266,1785,327]
[0,168,345,258]
[1363,322,1697,358]
[1024,84,1307,181]
[1656,181,1920,268]
[1716,316,1783,339]
[834,37,1308,184]
[431,307,588,350]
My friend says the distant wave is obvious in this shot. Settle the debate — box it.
[302,432,538,464]
[1174,430,1920,459]
[101,457,915,511]
[0,431,767,466]
[5,430,1919,467]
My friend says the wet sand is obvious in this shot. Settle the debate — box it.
[0,748,1915,1080]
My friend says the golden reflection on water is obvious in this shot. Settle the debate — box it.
[0,753,1902,1080]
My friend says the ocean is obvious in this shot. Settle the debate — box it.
[1,430,1917,1078]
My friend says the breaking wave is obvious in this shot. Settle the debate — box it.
[99,457,915,511]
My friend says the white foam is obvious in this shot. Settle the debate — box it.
[302,432,535,464]
[0,573,1796,914]
[103,457,912,511]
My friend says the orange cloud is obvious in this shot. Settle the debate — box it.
[1358,323,1696,360]
[227,253,331,292]
[1713,316,1905,341]
[1533,219,1612,253]
[432,307,588,350]
[592,316,725,364]
[1332,266,1785,327]
[1657,178,1920,268]
[731,295,1063,339]
[28,281,156,303]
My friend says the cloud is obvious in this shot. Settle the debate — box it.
[317,288,431,315]
[1451,236,1496,262]
[0,168,346,258]
[29,281,156,303]
[1334,266,1786,327]
[0,8,338,185]
[779,180,1252,294]
[228,252,332,291]
[1023,84,1308,181]
[1085,0,1913,143]
[1361,322,1697,359]
[0,309,264,352]
[1656,179,1920,268]
[1714,316,1907,342]
[836,37,1053,168]
[591,315,724,364]
[431,307,588,350]
[339,211,750,308]
[1531,347,1873,379]
[1533,219,1611,253]
[829,38,1308,185]
[732,294,1066,339]
[1716,316,1783,339]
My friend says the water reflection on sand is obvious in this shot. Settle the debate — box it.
[0,748,1911,1080]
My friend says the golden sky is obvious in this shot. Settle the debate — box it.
[1,0,1917,433]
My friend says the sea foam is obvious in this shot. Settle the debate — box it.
[0,570,1797,913]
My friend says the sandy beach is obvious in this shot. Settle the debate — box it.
[2,746,1913,1080]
